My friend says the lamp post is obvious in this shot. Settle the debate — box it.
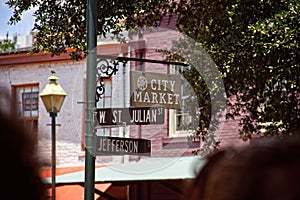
[40,71,67,200]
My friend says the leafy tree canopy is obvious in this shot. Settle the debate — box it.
[6,0,176,59]
[173,0,300,142]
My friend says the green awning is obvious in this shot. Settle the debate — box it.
[44,156,204,185]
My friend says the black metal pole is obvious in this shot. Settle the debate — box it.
[50,112,57,200]
[84,0,97,199]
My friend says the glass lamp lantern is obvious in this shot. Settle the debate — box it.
[40,71,67,114]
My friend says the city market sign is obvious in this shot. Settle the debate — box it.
[130,71,182,109]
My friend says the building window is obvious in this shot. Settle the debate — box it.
[23,91,39,112]
[96,79,113,136]
[11,83,39,144]
[168,65,194,137]
[82,78,114,150]
[96,79,112,108]
[12,84,39,118]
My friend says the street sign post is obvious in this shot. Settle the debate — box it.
[95,107,165,126]
[95,136,151,156]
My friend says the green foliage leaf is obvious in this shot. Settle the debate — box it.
[0,38,15,51]
[174,0,300,141]
[5,0,174,59]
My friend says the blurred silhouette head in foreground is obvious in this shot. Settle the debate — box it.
[185,135,300,200]
[0,110,47,199]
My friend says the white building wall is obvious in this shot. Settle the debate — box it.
[0,60,87,167]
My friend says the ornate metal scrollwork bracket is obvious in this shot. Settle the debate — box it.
[95,55,189,102]
[95,55,127,102]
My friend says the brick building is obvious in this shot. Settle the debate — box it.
[0,27,246,199]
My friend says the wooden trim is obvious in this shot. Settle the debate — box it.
[0,51,74,66]
[12,82,40,87]
[0,43,130,66]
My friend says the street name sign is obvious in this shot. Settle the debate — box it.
[95,136,151,156]
[95,107,164,126]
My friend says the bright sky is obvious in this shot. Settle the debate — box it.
[0,0,35,40]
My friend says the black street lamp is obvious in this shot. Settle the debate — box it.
[40,71,67,200]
